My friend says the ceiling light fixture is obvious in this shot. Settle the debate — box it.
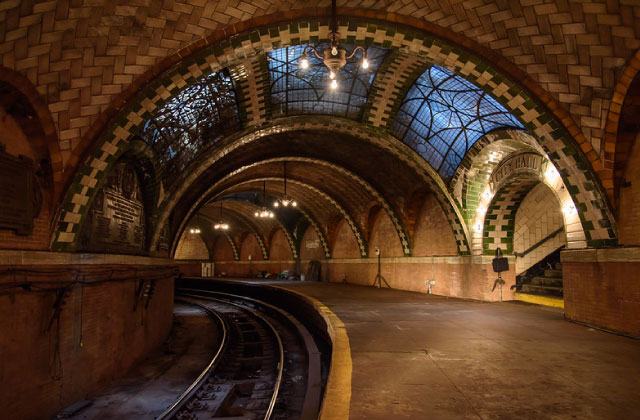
[214,202,229,230]
[255,181,274,218]
[189,215,202,234]
[298,0,369,90]
[273,162,297,208]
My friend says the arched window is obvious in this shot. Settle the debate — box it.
[391,65,523,179]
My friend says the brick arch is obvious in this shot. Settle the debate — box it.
[213,177,369,258]
[479,152,584,255]
[604,48,640,209]
[0,67,63,199]
[268,225,297,260]
[51,17,617,252]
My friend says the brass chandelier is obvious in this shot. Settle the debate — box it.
[298,0,369,90]
[255,181,274,218]
[213,202,229,230]
[273,162,297,208]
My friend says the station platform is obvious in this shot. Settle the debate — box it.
[234,280,639,420]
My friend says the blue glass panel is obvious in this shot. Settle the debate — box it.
[268,44,387,120]
[391,65,523,179]
[138,70,240,186]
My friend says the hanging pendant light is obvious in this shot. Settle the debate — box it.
[297,0,370,89]
[255,181,274,218]
[189,214,202,234]
[214,201,229,230]
[273,162,297,208]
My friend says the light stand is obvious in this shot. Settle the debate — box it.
[372,247,391,288]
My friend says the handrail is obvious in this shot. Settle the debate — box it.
[513,226,564,258]
[155,299,228,420]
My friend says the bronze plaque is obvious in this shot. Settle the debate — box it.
[0,145,35,235]
[79,160,146,254]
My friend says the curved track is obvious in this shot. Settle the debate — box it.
[158,288,323,420]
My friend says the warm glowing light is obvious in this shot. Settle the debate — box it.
[481,188,493,201]
[329,71,335,80]
[545,164,560,184]
[362,58,369,69]
[562,202,577,216]
[300,55,309,69]
[330,79,338,89]
[189,228,201,234]
[331,46,338,56]
[476,205,487,215]
[274,201,279,207]
[255,208,274,218]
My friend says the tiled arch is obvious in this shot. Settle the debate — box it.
[214,177,369,258]
[479,151,584,255]
[51,18,615,253]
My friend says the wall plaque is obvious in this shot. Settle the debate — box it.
[79,160,146,254]
[0,144,39,235]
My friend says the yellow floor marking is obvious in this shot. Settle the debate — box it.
[515,292,564,308]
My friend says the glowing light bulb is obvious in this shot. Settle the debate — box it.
[330,79,338,90]
[269,212,274,218]
[255,211,259,217]
[300,54,309,69]
[329,71,335,80]
[292,201,297,207]
[274,201,279,207]
[331,46,338,56]
[362,58,369,69]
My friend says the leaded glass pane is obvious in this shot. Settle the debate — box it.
[391,65,523,179]
[138,70,241,187]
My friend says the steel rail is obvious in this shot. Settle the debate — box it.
[178,287,323,420]
[155,299,228,420]
[179,293,285,420]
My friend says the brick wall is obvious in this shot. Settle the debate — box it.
[212,236,235,261]
[618,132,640,245]
[174,232,210,260]
[0,264,175,420]
[368,210,404,257]
[412,193,459,256]
[563,248,640,337]
[299,226,326,261]
[240,233,265,261]
[514,183,566,274]
[332,220,361,259]
[269,230,292,261]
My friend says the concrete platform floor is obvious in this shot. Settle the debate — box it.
[270,282,640,420]
[64,302,217,419]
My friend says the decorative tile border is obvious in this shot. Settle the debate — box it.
[224,232,240,261]
[51,19,615,254]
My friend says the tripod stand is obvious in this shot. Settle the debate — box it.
[372,248,391,288]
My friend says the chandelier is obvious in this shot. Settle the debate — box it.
[213,202,229,230]
[189,215,202,234]
[274,162,297,208]
[298,0,369,90]
[255,181,274,218]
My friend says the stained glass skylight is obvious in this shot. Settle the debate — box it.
[268,44,387,120]
[138,70,240,187]
[391,65,523,179]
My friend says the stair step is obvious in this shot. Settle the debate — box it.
[555,262,563,270]
[514,292,564,308]
[531,276,563,287]
[544,269,562,278]
[521,284,563,296]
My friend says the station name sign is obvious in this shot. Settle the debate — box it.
[489,152,545,191]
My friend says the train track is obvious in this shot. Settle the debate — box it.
[157,288,323,420]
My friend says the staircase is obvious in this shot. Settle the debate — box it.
[513,248,564,308]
